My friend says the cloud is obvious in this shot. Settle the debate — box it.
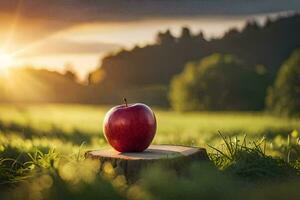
[17,39,120,57]
[1,0,299,54]
[1,0,300,24]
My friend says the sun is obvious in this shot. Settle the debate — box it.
[0,50,13,70]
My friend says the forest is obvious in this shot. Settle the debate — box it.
[0,14,299,112]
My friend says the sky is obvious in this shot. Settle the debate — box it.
[0,0,300,79]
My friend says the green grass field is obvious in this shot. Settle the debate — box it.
[0,104,300,199]
[0,103,299,146]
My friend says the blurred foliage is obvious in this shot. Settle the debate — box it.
[0,68,87,103]
[169,54,267,112]
[93,15,300,87]
[210,133,298,181]
[1,125,300,199]
[0,104,299,200]
[0,15,299,108]
[1,104,300,147]
[266,49,300,117]
[87,14,300,106]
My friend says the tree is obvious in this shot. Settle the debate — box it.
[63,63,78,82]
[178,27,193,43]
[266,49,300,117]
[87,69,106,85]
[90,15,300,106]
[181,27,192,39]
[169,54,267,112]
[156,29,175,45]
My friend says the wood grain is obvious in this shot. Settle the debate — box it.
[85,145,209,182]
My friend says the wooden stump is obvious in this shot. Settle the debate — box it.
[85,145,209,182]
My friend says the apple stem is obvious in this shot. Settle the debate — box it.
[123,97,128,107]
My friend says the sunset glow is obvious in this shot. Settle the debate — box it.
[0,0,297,78]
[0,50,13,70]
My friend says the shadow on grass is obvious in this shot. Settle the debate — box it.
[0,120,103,145]
[207,127,296,142]
[260,128,296,139]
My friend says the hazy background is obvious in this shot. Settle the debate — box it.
[1,2,300,199]
[0,0,299,114]
[0,0,299,78]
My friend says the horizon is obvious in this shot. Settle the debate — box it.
[0,0,299,79]
[1,13,292,80]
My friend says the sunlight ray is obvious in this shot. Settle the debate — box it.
[11,34,58,57]
[4,68,52,102]
[2,0,24,51]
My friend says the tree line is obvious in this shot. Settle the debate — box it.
[169,51,300,117]
[86,14,300,111]
[0,14,299,116]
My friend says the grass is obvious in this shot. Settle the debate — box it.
[209,133,298,180]
[0,103,299,146]
[0,103,300,199]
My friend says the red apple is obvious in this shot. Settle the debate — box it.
[103,98,157,152]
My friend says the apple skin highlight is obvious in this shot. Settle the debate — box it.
[103,103,157,152]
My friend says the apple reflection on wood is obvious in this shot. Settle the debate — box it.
[103,98,157,152]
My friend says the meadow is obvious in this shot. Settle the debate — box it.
[1,103,299,145]
[0,104,300,199]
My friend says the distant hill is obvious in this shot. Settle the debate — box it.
[0,68,87,103]
[90,14,300,92]
[2,14,299,106]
